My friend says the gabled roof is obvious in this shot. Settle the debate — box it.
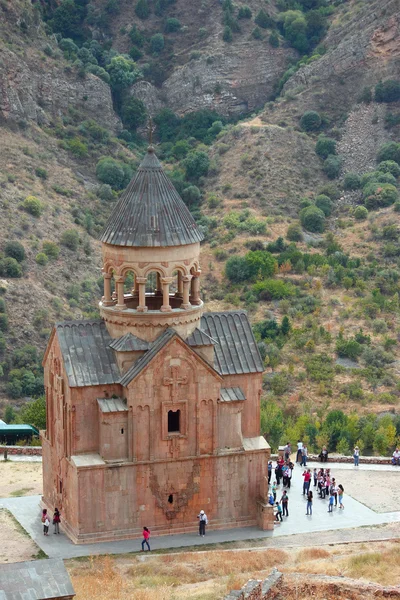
[100,147,204,248]
[0,558,75,600]
[201,311,264,375]
[186,328,217,347]
[109,332,150,352]
[97,397,128,413]
[220,387,246,402]
[55,321,120,388]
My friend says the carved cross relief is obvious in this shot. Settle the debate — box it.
[163,366,188,401]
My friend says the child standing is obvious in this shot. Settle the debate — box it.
[338,484,344,509]
[328,491,334,513]
[275,502,283,522]
[141,526,151,551]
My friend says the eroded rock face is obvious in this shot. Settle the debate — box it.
[0,47,119,130]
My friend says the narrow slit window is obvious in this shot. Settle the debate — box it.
[168,409,180,433]
[121,428,124,434]
[168,494,173,504]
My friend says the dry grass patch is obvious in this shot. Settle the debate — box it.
[297,547,331,561]
[343,547,400,585]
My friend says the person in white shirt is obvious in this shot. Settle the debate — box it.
[197,510,208,536]
[392,448,400,465]
[296,440,303,463]
[353,445,360,466]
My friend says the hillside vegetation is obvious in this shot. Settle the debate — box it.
[0,0,400,457]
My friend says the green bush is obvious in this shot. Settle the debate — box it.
[315,194,332,217]
[323,155,342,179]
[22,196,43,217]
[394,202,400,212]
[223,25,233,42]
[96,157,131,190]
[97,184,114,201]
[150,33,165,53]
[318,183,340,200]
[251,26,262,39]
[300,110,322,132]
[121,97,147,131]
[305,353,334,382]
[269,31,279,47]
[35,167,48,179]
[364,183,398,210]
[61,229,79,251]
[225,256,251,282]
[354,205,368,220]
[252,279,295,300]
[336,337,363,360]
[0,313,8,332]
[238,5,252,19]
[67,137,88,158]
[181,186,201,207]
[377,142,400,165]
[135,0,150,19]
[184,151,210,181]
[35,252,48,266]
[378,160,400,178]
[0,257,22,278]
[375,80,400,103]
[300,205,325,233]
[42,241,60,260]
[246,251,277,280]
[315,136,336,159]
[255,9,274,29]
[4,241,25,262]
[165,17,181,32]
[343,172,361,190]
[286,223,303,241]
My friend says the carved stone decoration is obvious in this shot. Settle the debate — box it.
[163,366,188,401]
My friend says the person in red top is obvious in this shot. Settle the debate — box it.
[302,468,311,495]
[141,526,151,551]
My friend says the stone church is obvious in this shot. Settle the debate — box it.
[42,147,272,543]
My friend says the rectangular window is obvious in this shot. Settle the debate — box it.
[168,409,180,433]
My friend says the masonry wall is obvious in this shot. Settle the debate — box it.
[222,373,262,438]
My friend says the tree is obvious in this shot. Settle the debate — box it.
[19,396,46,430]
[106,56,141,92]
[377,142,400,165]
[300,110,321,131]
[96,157,126,190]
[269,31,279,47]
[375,80,400,103]
[315,194,332,217]
[150,33,165,53]
[61,229,80,251]
[165,17,181,32]
[316,136,336,159]
[0,258,22,278]
[238,5,252,19]
[225,256,251,283]
[281,315,291,335]
[300,205,325,233]
[286,223,303,241]
[4,405,16,424]
[245,250,276,280]
[378,160,400,178]
[121,97,147,131]
[184,151,210,181]
[4,241,25,262]
[278,10,309,53]
[135,0,150,19]
[343,172,361,190]
[354,206,368,220]
[42,241,60,260]
[182,186,201,207]
[49,0,88,43]
[222,25,233,42]
[255,9,274,29]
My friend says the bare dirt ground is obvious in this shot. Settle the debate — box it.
[0,461,42,498]
[330,469,400,513]
[0,509,40,564]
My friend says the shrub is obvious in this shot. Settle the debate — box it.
[318,183,340,200]
[300,110,322,132]
[121,97,147,130]
[150,33,165,53]
[269,31,279,47]
[225,256,251,282]
[324,155,343,179]
[300,205,325,233]
[246,251,277,280]
[251,27,262,39]
[315,194,332,217]
[305,353,334,382]
[252,279,295,300]
[375,80,400,103]
[35,167,48,179]
[0,313,8,332]
[135,0,150,19]
[343,172,361,190]
[67,137,88,158]
[378,160,400,178]
[184,151,210,180]
[97,184,114,201]
[61,229,79,251]
[4,241,25,262]
[255,9,274,29]
[354,205,368,220]
[22,196,43,217]
[377,142,400,165]
[35,252,48,266]
[394,202,400,212]
[165,17,181,32]
[223,25,233,42]
[238,6,252,19]
[96,157,128,190]
[362,346,393,368]
[316,136,336,159]
[286,223,303,241]
[181,186,201,207]
[42,241,60,260]
[0,257,22,278]
[364,183,398,210]
[336,337,363,360]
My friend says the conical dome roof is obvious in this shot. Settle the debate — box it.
[100,147,204,247]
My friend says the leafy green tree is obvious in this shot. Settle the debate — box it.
[42,241,60,260]
[260,400,284,449]
[336,337,362,360]
[300,110,321,131]
[343,172,361,190]
[377,142,400,165]
[0,313,8,332]
[278,10,308,53]
[253,279,295,300]
[0,258,22,278]
[238,5,252,19]
[245,251,276,280]
[255,9,274,29]
[315,136,336,159]
[135,0,150,19]
[375,80,400,103]
[286,223,303,241]
[61,229,80,251]
[281,315,291,335]
[4,241,25,263]
[252,26,262,39]
[49,0,89,43]
[172,140,190,159]
[184,151,210,181]
[150,33,165,53]
[182,186,201,207]
[19,396,46,430]
[106,56,141,92]
[324,155,342,179]
[58,37,79,58]
[96,157,127,190]
[378,160,400,178]
[225,256,251,283]
[165,17,181,32]
[300,205,325,233]
[121,97,147,131]
[354,206,368,220]
[315,194,332,216]
[4,405,16,424]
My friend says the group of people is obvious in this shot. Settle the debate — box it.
[41,508,61,535]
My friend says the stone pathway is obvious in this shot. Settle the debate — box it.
[1,461,400,559]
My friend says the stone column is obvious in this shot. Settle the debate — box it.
[115,276,126,310]
[136,277,148,312]
[155,273,163,296]
[175,271,183,298]
[132,276,139,297]
[160,277,173,312]
[102,273,114,306]
[181,275,192,310]
[191,270,201,305]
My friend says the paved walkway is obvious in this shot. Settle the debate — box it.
[1,461,400,559]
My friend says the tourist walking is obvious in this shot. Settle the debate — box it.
[275,502,283,522]
[302,469,311,495]
[331,478,338,507]
[53,508,61,534]
[301,445,308,467]
[306,490,313,515]
[353,446,360,467]
[41,509,50,536]
[197,510,208,536]
[141,526,151,551]
[296,440,303,463]
[328,491,334,513]
[280,491,289,517]
[338,485,344,509]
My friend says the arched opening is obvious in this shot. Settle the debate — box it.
[122,269,139,309]
[144,270,164,311]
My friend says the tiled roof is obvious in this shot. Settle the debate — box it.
[109,332,150,352]
[220,387,246,402]
[0,558,75,599]
[200,311,264,375]
[119,328,176,386]
[186,328,217,347]
[56,321,120,387]
[100,148,204,248]
[97,397,128,413]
